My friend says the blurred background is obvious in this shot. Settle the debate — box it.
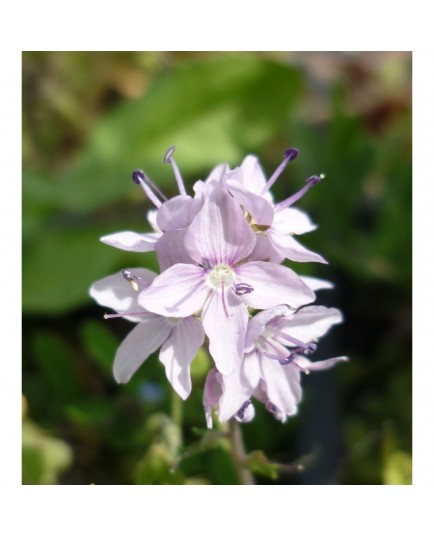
[22,51,411,485]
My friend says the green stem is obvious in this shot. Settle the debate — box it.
[228,419,255,485]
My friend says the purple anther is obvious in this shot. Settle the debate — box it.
[307,175,321,185]
[235,400,255,423]
[164,145,176,163]
[279,352,297,366]
[261,147,300,195]
[201,258,212,270]
[274,173,324,212]
[132,169,145,184]
[305,342,317,355]
[121,269,140,281]
[163,145,187,196]
[284,147,299,161]
[131,168,165,208]
[234,283,254,296]
[121,269,143,291]
[236,401,249,420]
[265,401,285,422]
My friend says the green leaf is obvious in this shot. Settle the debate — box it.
[23,171,61,240]
[32,331,83,403]
[190,346,211,380]
[58,54,303,213]
[80,319,119,376]
[22,419,73,484]
[134,414,184,484]
[246,450,279,480]
[383,451,412,485]
[22,226,155,314]
[134,443,185,485]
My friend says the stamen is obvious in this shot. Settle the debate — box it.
[292,360,310,375]
[234,282,254,296]
[132,170,164,208]
[305,342,317,355]
[262,350,290,362]
[236,400,251,420]
[132,169,167,202]
[276,351,310,374]
[278,352,297,365]
[163,145,187,196]
[274,174,323,213]
[261,337,290,361]
[201,258,212,271]
[260,147,299,195]
[265,401,285,421]
[104,311,149,319]
[221,282,229,318]
[121,269,144,292]
[272,330,313,352]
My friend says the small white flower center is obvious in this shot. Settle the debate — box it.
[206,264,234,289]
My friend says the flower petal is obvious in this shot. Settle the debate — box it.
[159,317,205,400]
[146,209,160,232]
[138,263,209,317]
[297,355,349,372]
[275,306,343,343]
[201,290,248,376]
[218,351,261,421]
[300,276,334,291]
[155,230,195,271]
[247,234,284,264]
[272,207,317,235]
[156,195,203,232]
[113,318,172,383]
[205,163,229,183]
[268,232,327,263]
[203,368,222,428]
[239,155,273,202]
[245,305,290,351]
[236,261,315,310]
[100,230,160,252]
[225,179,274,226]
[184,182,256,266]
[89,269,157,318]
[259,357,300,417]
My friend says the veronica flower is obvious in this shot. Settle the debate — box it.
[203,305,347,426]
[100,208,162,253]
[139,182,315,376]
[217,150,327,264]
[99,146,203,257]
[89,267,205,399]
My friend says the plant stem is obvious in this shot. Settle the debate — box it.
[228,419,255,485]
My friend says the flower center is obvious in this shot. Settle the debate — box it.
[206,264,234,289]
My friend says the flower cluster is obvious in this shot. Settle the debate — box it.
[90,146,347,426]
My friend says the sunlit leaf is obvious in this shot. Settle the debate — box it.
[58,54,302,212]
[22,419,73,484]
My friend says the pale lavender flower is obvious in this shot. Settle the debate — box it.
[217,151,327,264]
[91,146,347,427]
[89,268,204,399]
[204,305,347,426]
[100,208,162,253]
[139,182,315,376]
[100,146,202,259]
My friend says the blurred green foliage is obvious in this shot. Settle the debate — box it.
[22,51,411,484]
